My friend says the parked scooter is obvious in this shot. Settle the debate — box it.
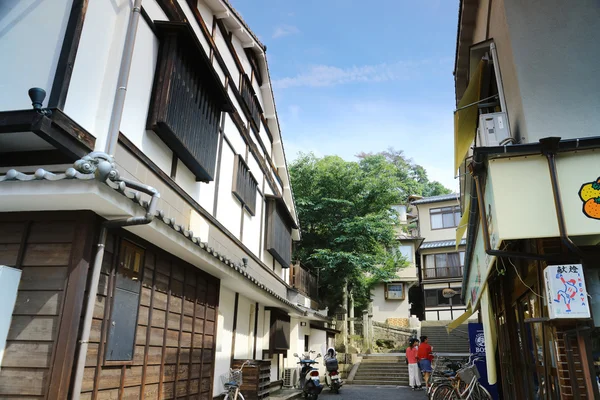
[294,351,323,400]
[323,347,342,394]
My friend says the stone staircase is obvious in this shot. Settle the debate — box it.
[420,321,470,354]
[350,354,409,386]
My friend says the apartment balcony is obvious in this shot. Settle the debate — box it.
[289,262,318,301]
[422,266,464,280]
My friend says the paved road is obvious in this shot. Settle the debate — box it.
[319,385,426,400]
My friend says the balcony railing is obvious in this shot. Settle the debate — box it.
[423,266,464,280]
[240,74,262,132]
[290,262,318,299]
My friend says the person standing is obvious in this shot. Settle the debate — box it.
[406,338,422,390]
[418,335,434,388]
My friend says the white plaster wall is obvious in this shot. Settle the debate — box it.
[231,36,251,75]
[178,0,210,55]
[198,177,217,217]
[223,116,247,156]
[371,283,411,323]
[255,304,265,356]
[214,27,240,90]
[227,87,246,126]
[262,309,271,354]
[143,0,168,20]
[247,154,262,182]
[216,145,242,237]
[214,285,236,397]
[309,329,327,378]
[119,18,173,173]
[64,0,130,150]
[262,249,274,269]
[174,160,200,199]
[196,0,214,29]
[416,200,461,243]
[259,121,272,157]
[285,318,301,368]
[0,0,72,111]
[503,0,600,144]
[189,209,211,242]
[213,58,227,86]
[234,294,252,359]
[242,199,262,256]
[252,78,265,111]
[264,182,274,196]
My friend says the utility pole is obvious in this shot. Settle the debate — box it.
[341,280,348,351]
[349,289,355,338]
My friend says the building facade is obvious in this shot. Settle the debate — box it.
[452,0,600,399]
[0,1,327,399]
[370,205,419,328]
[412,194,468,322]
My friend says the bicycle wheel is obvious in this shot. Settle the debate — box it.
[223,389,245,400]
[470,384,492,400]
[431,382,458,400]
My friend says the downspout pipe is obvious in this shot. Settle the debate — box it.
[105,0,143,156]
[540,137,586,260]
[71,158,159,399]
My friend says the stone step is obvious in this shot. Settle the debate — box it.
[350,379,409,385]
[354,374,409,379]
[357,364,404,368]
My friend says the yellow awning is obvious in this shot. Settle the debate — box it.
[446,305,474,333]
[455,200,470,250]
[454,60,486,172]
[481,286,498,385]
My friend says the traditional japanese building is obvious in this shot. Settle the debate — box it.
[0,1,327,398]
[450,0,600,398]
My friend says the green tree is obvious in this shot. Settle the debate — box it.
[290,150,452,314]
[290,153,408,312]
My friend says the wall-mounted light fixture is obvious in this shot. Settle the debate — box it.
[28,88,52,116]
[300,322,307,327]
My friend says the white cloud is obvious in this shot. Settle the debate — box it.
[272,24,300,39]
[272,60,428,89]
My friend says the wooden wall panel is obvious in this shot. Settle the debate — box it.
[0,213,96,400]
[80,230,220,400]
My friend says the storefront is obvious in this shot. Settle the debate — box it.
[455,142,600,399]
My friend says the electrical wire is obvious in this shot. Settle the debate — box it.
[501,256,545,299]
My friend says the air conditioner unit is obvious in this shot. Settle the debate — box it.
[283,368,298,388]
[477,112,513,147]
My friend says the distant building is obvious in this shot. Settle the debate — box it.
[370,205,420,328]
[412,194,471,321]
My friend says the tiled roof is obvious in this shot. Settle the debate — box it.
[411,193,459,205]
[420,238,467,250]
[0,158,325,320]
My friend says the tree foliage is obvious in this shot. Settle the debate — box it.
[289,150,451,313]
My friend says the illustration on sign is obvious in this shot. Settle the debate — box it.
[579,178,600,219]
[544,265,591,319]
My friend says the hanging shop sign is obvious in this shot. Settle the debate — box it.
[544,264,591,319]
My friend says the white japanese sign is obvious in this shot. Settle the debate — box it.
[544,264,591,319]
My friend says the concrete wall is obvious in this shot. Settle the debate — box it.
[371,283,411,323]
[502,0,600,144]
[416,199,461,243]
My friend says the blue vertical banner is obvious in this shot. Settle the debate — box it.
[468,323,499,400]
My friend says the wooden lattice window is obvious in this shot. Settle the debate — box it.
[147,22,231,182]
[265,196,297,268]
[232,154,258,215]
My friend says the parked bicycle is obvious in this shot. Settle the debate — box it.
[221,360,255,400]
[430,355,492,400]
[426,354,466,398]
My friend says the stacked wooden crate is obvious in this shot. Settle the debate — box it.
[231,359,271,400]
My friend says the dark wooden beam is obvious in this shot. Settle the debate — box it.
[230,292,240,365]
[0,109,95,160]
[155,0,187,22]
[49,0,90,109]
[0,150,71,167]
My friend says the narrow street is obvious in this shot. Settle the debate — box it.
[320,385,426,400]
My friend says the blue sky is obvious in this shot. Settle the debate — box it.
[231,0,460,191]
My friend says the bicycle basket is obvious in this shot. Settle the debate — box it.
[221,369,243,387]
[457,364,480,383]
